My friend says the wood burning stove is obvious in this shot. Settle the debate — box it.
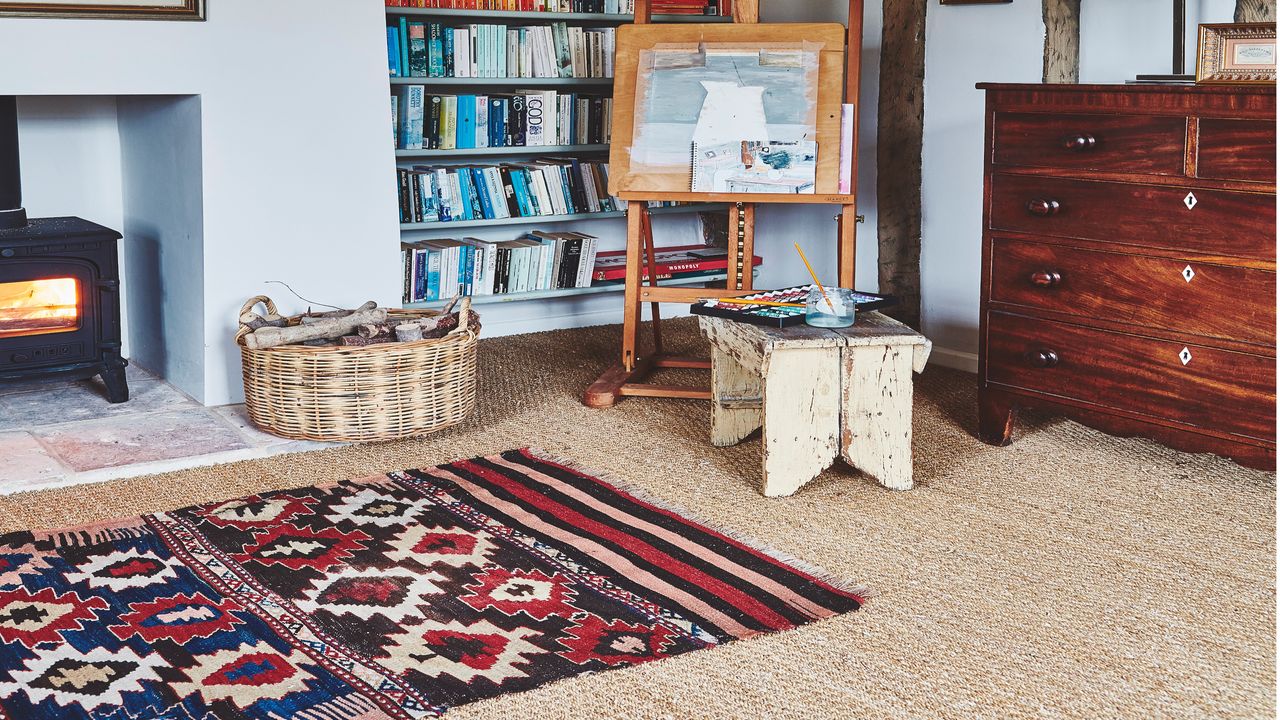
[0,97,128,402]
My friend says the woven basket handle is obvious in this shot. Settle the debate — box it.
[448,297,472,336]
[235,295,280,344]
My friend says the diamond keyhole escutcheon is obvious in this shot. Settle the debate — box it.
[1184,192,1198,210]
[1179,347,1193,365]
[1182,265,1195,283]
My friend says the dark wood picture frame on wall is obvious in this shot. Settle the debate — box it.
[0,0,204,20]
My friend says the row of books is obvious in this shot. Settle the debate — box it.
[650,0,729,15]
[396,158,619,224]
[402,231,601,302]
[388,21,614,79]
[393,88,611,150]
[402,236,760,303]
[386,1,637,12]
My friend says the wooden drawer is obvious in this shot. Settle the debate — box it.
[989,238,1276,346]
[989,173,1276,261]
[1197,118,1277,183]
[985,312,1276,442]
[993,112,1187,175]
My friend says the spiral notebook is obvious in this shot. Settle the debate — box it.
[690,140,817,194]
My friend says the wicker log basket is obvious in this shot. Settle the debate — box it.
[235,296,478,442]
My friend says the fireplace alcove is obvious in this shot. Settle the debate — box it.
[1,94,205,402]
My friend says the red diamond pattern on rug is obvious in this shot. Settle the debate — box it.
[0,449,864,719]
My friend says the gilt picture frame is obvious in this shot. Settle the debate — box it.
[0,0,204,20]
[1196,23,1277,84]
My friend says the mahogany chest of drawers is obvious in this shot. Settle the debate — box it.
[976,83,1276,470]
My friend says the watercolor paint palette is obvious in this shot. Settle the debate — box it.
[690,285,896,328]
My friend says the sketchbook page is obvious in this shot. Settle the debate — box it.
[692,140,817,193]
[626,41,823,191]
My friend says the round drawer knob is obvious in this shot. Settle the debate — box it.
[1027,199,1061,217]
[1029,271,1062,288]
[1026,349,1060,368]
[1063,134,1097,151]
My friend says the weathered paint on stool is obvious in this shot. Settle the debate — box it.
[700,312,931,496]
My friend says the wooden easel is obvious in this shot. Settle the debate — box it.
[583,0,865,408]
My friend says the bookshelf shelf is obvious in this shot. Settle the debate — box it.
[403,271,736,310]
[383,8,733,24]
[400,202,727,231]
[390,76,613,87]
[396,143,609,159]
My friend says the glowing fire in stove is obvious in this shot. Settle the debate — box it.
[0,278,80,338]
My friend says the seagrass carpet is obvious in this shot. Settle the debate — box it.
[0,448,861,719]
[0,319,1273,720]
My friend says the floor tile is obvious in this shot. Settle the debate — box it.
[33,409,250,473]
[0,362,156,397]
[0,432,67,491]
[0,378,197,431]
[211,404,294,447]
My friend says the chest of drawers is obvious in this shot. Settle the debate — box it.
[976,83,1276,470]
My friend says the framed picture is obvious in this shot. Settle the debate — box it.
[0,0,204,20]
[608,22,848,201]
[1196,22,1277,84]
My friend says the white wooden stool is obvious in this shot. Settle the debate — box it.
[698,312,932,496]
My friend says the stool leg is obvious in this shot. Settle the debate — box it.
[841,344,915,490]
[711,346,762,447]
[761,347,840,497]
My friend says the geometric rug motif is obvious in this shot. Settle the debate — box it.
[0,449,864,719]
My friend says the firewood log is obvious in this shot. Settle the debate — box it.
[340,335,394,347]
[243,308,388,350]
[395,324,424,342]
[301,301,377,321]
[238,312,288,331]
[356,323,395,340]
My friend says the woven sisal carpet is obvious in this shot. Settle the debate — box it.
[0,319,1273,720]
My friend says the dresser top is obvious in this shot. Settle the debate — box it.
[978,82,1276,95]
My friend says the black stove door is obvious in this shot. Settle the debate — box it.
[0,257,100,372]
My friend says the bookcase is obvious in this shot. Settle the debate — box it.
[386,5,737,310]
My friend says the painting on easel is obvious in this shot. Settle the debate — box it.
[629,42,822,193]
[608,22,850,199]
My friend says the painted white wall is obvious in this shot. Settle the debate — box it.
[1080,0,1236,82]
[1,0,401,405]
[118,95,205,397]
[919,0,1045,371]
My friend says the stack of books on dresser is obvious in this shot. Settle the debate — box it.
[402,230,600,303]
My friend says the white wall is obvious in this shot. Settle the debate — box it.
[1081,0,1236,82]
[919,0,1044,371]
[1,0,401,405]
[118,95,205,397]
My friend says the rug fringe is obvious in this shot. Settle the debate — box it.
[520,447,875,600]
[29,518,152,550]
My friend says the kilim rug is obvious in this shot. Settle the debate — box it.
[0,449,864,720]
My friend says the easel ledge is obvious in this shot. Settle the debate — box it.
[583,0,866,409]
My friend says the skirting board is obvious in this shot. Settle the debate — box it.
[927,345,979,374]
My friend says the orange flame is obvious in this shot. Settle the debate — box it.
[0,278,80,337]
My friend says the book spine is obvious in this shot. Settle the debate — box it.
[508,94,524,146]
[399,17,411,79]
[434,169,452,221]
[443,26,455,77]
[387,27,401,77]
[575,236,598,288]
[525,93,544,147]
[425,250,440,301]
[425,94,441,149]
